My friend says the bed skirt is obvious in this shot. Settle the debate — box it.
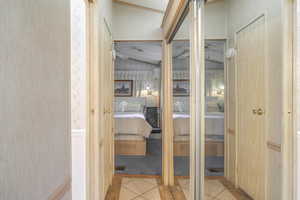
[174,140,224,157]
[115,140,146,156]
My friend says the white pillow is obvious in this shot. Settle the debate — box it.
[174,101,183,113]
[126,103,142,112]
[119,101,128,112]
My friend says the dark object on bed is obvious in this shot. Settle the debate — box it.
[145,107,160,128]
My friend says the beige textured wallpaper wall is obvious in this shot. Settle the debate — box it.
[71,0,86,130]
[0,1,71,199]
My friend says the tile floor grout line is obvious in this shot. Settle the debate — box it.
[121,185,141,196]
[122,179,157,194]
[121,178,159,200]
[131,185,160,200]
[118,176,250,200]
[211,188,227,200]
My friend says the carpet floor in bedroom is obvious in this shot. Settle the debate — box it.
[115,138,224,176]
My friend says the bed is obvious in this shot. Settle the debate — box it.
[114,97,152,156]
[173,97,224,157]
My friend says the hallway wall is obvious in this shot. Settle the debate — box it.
[112,1,227,41]
[98,0,113,29]
[112,2,164,40]
[170,1,227,40]
[204,1,227,39]
[0,1,71,200]
[71,0,86,130]
[226,0,285,199]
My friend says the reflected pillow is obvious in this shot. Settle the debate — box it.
[174,101,183,113]
[126,103,142,112]
[114,101,128,112]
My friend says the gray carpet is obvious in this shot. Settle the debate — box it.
[115,138,224,176]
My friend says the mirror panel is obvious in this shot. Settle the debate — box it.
[172,11,191,200]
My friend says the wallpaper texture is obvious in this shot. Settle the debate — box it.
[71,0,86,130]
[0,1,71,199]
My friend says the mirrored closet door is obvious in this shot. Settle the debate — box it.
[171,9,191,200]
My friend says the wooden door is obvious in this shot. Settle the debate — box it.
[102,23,114,195]
[236,15,266,200]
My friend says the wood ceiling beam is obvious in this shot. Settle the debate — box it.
[161,0,188,41]
[113,0,164,14]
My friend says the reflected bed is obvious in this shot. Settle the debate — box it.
[114,97,152,156]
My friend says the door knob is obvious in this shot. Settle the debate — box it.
[252,109,257,114]
[257,108,265,115]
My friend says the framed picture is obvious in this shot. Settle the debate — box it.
[173,80,190,96]
[114,80,133,97]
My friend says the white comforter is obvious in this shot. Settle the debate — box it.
[115,113,145,119]
[173,114,190,136]
[173,113,224,136]
[114,112,152,138]
[173,113,190,119]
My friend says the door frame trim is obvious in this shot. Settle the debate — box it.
[293,1,298,199]
[86,0,102,199]
[86,1,115,199]
[161,40,175,186]
[284,0,296,199]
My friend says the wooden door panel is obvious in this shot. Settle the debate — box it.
[237,16,266,200]
[100,23,114,196]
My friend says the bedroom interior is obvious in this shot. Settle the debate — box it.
[114,41,163,175]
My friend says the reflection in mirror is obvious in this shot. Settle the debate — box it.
[170,2,227,198]
[205,40,225,172]
[204,40,226,197]
[114,41,163,177]
[172,12,191,200]
[171,18,226,200]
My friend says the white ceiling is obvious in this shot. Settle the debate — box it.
[115,40,225,67]
[115,41,162,65]
[117,0,169,12]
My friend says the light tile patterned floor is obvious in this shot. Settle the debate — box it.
[177,179,190,199]
[119,177,161,200]
[178,178,238,200]
[112,176,250,200]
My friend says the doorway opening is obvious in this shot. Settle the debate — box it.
[114,41,163,176]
